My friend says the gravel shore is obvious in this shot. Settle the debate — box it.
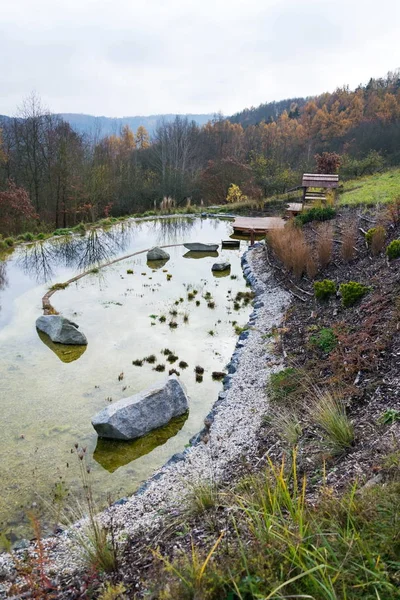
[0,244,290,596]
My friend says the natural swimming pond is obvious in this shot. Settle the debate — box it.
[0,217,252,543]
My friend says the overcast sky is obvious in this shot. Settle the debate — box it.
[1,0,400,118]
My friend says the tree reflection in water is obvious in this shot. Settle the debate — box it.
[16,226,128,284]
[133,217,196,246]
[0,260,8,312]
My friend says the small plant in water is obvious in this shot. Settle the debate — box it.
[169,320,178,329]
[159,315,166,323]
[167,353,179,363]
[183,312,189,323]
[195,373,203,383]
[208,329,215,336]
[187,292,195,300]
[230,274,237,279]
[169,369,180,377]
[154,364,166,372]
[132,359,143,366]
[207,301,216,309]
[126,269,133,275]
[162,348,173,356]
[144,354,157,364]
[170,309,178,317]
[195,365,204,375]
[195,300,200,306]
[179,361,188,369]
[167,274,172,281]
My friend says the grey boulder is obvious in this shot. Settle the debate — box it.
[36,315,88,345]
[212,262,231,271]
[147,247,170,261]
[92,375,189,440]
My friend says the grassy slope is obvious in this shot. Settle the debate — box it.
[340,168,400,205]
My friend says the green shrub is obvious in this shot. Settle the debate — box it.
[295,206,336,226]
[4,237,14,247]
[36,233,46,240]
[339,281,369,308]
[386,239,400,260]
[0,240,7,251]
[314,279,336,301]
[310,327,337,353]
[74,222,87,235]
[23,232,35,241]
[268,367,301,403]
[53,228,71,236]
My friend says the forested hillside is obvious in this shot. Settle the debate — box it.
[58,112,214,137]
[1,70,400,234]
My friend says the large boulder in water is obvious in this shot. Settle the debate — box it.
[147,247,170,261]
[36,315,88,345]
[91,375,189,441]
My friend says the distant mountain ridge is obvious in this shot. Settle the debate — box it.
[58,112,215,137]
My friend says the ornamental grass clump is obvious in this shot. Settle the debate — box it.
[314,279,336,301]
[267,226,313,279]
[365,226,386,255]
[386,239,400,260]
[339,281,369,308]
[311,391,354,454]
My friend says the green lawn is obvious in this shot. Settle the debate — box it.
[340,168,400,206]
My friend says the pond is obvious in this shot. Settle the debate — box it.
[0,217,253,543]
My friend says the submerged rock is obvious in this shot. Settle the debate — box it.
[147,247,170,261]
[212,262,231,272]
[36,315,88,345]
[91,375,189,441]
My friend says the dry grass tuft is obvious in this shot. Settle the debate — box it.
[316,223,333,268]
[267,225,313,279]
[370,225,386,256]
[341,222,357,262]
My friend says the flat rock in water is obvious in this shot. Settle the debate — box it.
[36,315,88,345]
[212,262,231,271]
[147,247,170,261]
[91,375,189,441]
[184,243,219,252]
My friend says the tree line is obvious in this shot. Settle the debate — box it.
[1,70,400,234]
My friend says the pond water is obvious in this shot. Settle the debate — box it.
[0,217,252,543]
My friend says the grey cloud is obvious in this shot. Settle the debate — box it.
[0,0,399,117]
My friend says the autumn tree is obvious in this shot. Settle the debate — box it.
[136,126,150,150]
[0,180,37,234]
[315,152,341,174]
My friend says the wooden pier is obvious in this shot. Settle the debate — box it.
[232,216,285,234]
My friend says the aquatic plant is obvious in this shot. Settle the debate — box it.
[132,359,143,366]
[207,301,216,309]
[159,315,167,322]
[179,361,188,369]
[167,354,179,363]
[144,354,157,364]
[195,365,205,374]
[169,321,178,328]
[154,364,166,372]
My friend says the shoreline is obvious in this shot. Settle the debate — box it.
[0,243,290,595]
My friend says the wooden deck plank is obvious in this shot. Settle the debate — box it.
[233,216,285,233]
